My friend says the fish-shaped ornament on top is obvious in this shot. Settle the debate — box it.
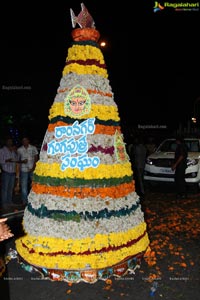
[70,2,95,28]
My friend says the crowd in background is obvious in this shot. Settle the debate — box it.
[0,132,158,212]
[0,136,39,213]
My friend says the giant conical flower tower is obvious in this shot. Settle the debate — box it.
[15,3,150,283]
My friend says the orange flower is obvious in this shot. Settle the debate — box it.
[105,279,112,285]
[180,263,187,268]
[32,182,135,199]
[47,122,121,135]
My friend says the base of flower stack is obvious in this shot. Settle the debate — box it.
[17,252,145,283]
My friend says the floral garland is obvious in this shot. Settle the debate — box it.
[34,161,133,179]
[63,64,108,78]
[67,44,105,64]
[58,73,113,99]
[66,59,106,69]
[26,200,140,222]
[58,87,113,98]
[47,122,121,135]
[33,174,133,187]
[16,222,149,269]
[48,115,120,126]
[28,190,138,212]
[48,102,120,121]
[62,44,108,77]
[31,181,135,199]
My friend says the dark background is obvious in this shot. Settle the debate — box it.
[1,1,200,143]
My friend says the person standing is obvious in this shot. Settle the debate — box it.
[0,137,19,209]
[171,136,188,199]
[145,136,156,156]
[132,136,147,198]
[17,137,39,205]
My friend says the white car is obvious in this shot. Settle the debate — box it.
[144,138,200,191]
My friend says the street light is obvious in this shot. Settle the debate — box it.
[100,41,106,47]
[192,97,200,123]
[192,117,196,123]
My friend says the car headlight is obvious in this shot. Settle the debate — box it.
[187,158,199,167]
[146,158,153,165]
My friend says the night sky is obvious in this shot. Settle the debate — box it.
[1,1,200,141]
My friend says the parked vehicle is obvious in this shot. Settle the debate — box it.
[144,138,200,191]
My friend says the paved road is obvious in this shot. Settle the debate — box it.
[0,184,200,300]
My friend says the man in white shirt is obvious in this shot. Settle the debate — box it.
[0,137,19,208]
[17,137,39,205]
